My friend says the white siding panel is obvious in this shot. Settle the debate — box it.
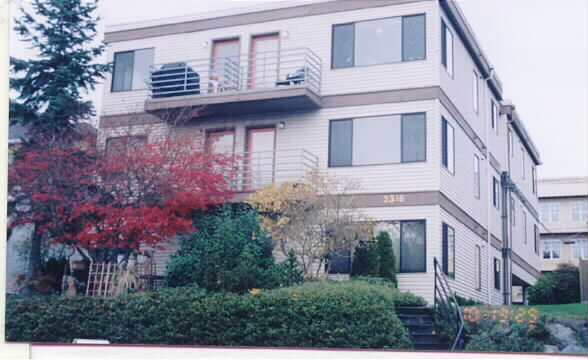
[101,2,439,116]
[440,208,489,304]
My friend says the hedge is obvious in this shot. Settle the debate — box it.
[6,281,412,349]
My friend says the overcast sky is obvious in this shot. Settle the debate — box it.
[8,0,588,179]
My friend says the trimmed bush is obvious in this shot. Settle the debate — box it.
[342,277,426,307]
[165,206,302,292]
[528,264,580,305]
[6,281,412,349]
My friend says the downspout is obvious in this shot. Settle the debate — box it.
[501,171,513,305]
[482,69,495,305]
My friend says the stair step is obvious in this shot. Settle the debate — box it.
[398,313,434,320]
[396,306,433,315]
[411,334,448,345]
[408,327,436,336]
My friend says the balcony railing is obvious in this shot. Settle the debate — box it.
[147,48,322,100]
[229,149,319,192]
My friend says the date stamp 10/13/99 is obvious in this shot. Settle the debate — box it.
[463,307,540,330]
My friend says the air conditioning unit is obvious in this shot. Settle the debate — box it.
[151,62,200,98]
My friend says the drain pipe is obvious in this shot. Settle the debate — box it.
[501,171,513,305]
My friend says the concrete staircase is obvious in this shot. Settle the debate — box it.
[397,306,451,351]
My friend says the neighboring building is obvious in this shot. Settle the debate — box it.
[98,0,542,305]
[538,177,588,272]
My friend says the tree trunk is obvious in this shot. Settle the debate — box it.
[26,230,42,281]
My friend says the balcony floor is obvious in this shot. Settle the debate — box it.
[145,86,322,119]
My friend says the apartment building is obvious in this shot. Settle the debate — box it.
[98,0,542,305]
[538,177,588,272]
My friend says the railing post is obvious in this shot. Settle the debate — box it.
[184,65,188,93]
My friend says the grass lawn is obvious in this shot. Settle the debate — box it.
[463,302,587,320]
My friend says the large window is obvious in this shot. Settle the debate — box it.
[493,177,500,209]
[105,135,147,157]
[510,197,516,226]
[491,100,499,134]
[441,20,453,77]
[574,239,588,260]
[521,145,526,180]
[112,48,154,92]
[473,155,480,199]
[442,117,455,174]
[534,225,539,255]
[532,166,537,194]
[442,223,455,279]
[328,113,426,167]
[374,220,426,273]
[543,239,561,259]
[508,129,514,158]
[572,201,588,222]
[494,258,501,290]
[472,71,479,113]
[332,14,426,68]
[474,245,481,290]
[541,202,560,222]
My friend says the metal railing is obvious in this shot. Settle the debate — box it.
[229,149,319,191]
[147,48,322,99]
[433,257,465,351]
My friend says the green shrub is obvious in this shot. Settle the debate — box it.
[463,317,548,353]
[351,242,369,276]
[455,295,483,306]
[344,277,426,307]
[528,264,580,305]
[165,206,302,293]
[376,232,397,285]
[6,282,412,349]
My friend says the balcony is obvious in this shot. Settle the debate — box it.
[144,48,322,121]
[229,149,319,196]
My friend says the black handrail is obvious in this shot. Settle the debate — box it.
[433,257,465,350]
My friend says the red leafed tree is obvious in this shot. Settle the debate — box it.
[9,133,236,270]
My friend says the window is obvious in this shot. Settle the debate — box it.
[472,71,479,113]
[541,203,560,222]
[543,239,561,259]
[521,146,526,180]
[494,258,501,290]
[522,209,527,244]
[473,155,480,199]
[328,113,426,167]
[508,129,514,158]
[112,48,154,92]
[574,239,588,260]
[510,197,516,226]
[534,225,539,255]
[442,117,455,174]
[332,14,425,68]
[206,130,235,155]
[442,223,455,279]
[474,245,482,290]
[105,136,147,158]
[491,100,499,134]
[532,166,537,194]
[572,201,588,222]
[441,20,454,77]
[374,220,426,273]
[493,177,500,209]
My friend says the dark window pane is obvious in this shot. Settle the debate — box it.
[112,51,134,91]
[442,118,448,167]
[400,221,426,272]
[355,17,401,66]
[332,24,355,68]
[494,258,501,290]
[329,119,352,167]
[328,249,352,274]
[402,14,426,61]
[401,113,426,162]
[442,223,455,279]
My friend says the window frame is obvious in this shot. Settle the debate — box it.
[521,145,526,180]
[534,225,539,255]
[472,70,479,114]
[474,244,482,291]
[494,258,501,290]
[543,239,561,259]
[574,239,588,260]
[473,154,480,199]
[522,209,527,245]
[441,19,454,78]
[491,100,499,134]
[328,113,427,168]
[442,117,455,175]
[510,197,516,226]
[493,177,500,209]
[331,13,427,69]
[572,201,588,222]
[111,48,155,93]
[442,223,455,279]
[398,219,427,273]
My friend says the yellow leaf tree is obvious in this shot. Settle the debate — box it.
[247,172,372,278]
